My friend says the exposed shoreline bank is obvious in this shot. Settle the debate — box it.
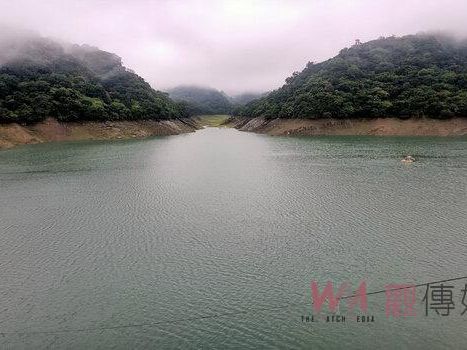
[227,117,467,137]
[0,117,201,150]
[2,116,466,150]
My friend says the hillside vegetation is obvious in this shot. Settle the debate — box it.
[168,86,232,115]
[230,92,266,106]
[0,33,186,123]
[238,34,467,119]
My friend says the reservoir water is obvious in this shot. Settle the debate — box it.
[0,127,466,349]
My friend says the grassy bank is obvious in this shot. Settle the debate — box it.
[198,115,231,127]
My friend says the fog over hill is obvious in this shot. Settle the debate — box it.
[168,86,232,115]
[0,30,186,122]
[2,0,467,94]
[238,33,467,119]
[167,86,268,115]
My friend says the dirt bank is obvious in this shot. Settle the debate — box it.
[227,117,467,137]
[0,117,200,150]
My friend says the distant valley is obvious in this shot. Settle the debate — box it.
[1,31,467,149]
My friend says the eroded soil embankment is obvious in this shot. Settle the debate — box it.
[227,117,467,136]
[0,117,201,149]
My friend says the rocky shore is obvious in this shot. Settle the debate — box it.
[0,117,201,149]
[227,117,467,137]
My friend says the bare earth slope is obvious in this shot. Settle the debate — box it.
[228,117,467,137]
[0,118,200,149]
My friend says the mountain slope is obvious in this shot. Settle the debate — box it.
[0,33,186,123]
[230,92,266,105]
[239,33,467,119]
[168,86,232,115]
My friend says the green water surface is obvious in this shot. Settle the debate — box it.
[0,128,466,349]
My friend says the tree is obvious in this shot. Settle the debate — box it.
[0,34,183,123]
[240,33,467,120]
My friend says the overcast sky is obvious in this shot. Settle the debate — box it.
[1,0,467,94]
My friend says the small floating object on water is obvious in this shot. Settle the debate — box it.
[401,155,415,163]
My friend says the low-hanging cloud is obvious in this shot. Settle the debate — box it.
[1,0,467,94]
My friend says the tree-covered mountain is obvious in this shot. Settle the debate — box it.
[230,92,267,116]
[0,32,186,123]
[238,33,467,119]
[168,86,232,115]
[230,92,266,105]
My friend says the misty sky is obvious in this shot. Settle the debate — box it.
[1,0,467,94]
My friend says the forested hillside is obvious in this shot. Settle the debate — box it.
[238,34,467,119]
[0,33,186,123]
[230,92,266,105]
[168,86,232,115]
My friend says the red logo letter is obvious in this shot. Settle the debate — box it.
[311,281,348,313]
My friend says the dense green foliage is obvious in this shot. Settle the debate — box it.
[231,92,267,115]
[231,92,266,105]
[168,86,232,115]
[239,34,467,119]
[0,35,186,123]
